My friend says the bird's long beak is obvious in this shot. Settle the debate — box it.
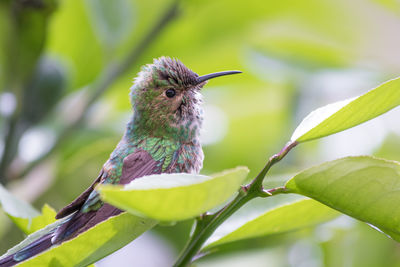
[196,70,242,84]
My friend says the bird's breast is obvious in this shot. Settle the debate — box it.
[134,137,203,174]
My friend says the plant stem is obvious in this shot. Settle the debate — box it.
[0,113,20,183]
[174,189,252,267]
[173,141,298,266]
[248,141,298,192]
[15,0,181,180]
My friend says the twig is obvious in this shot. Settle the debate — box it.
[246,141,298,192]
[0,114,20,182]
[263,186,288,196]
[173,141,298,266]
[15,0,181,180]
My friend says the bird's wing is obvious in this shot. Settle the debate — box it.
[119,148,162,184]
[56,149,161,219]
[52,149,162,243]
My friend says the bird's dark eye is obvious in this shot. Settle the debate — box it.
[165,88,176,98]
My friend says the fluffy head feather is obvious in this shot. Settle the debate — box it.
[129,57,204,141]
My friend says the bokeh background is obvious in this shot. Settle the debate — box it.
[1,0,400,266]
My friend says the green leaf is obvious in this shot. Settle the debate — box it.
[0,184,39,219]
[98,167,249,221]
[47,0,104,88]
[204,198,339,249]
[1,0,57,88]
[3,213,156,267]
[285,156,400,241]
[10,204,57,235]
[291,77,400,142]
[0,184,57,235]
[85,0,134,49]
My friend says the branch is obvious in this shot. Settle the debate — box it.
[173,141,298,266]
[15,0,181,180]
[246,141,298,193]
[0,114,20,182]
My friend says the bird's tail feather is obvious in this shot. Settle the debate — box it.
[0,204,122,266]
[52,203,122,243]
[52,209,97,243]
[0,233,53,267]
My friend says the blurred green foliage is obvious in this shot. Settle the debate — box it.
[1,0,400,266]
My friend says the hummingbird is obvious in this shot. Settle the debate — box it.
[0,57,241,266]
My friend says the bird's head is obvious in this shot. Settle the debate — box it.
[130,57,240,141]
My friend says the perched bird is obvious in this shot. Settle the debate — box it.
[0,57,241,266]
